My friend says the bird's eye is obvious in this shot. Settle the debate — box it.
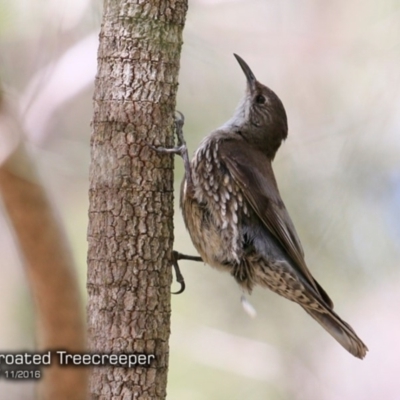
[255,95,265,104]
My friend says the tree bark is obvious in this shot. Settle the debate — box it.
[87,1,187,398]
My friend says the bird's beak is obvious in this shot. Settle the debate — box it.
[234,54,256,91]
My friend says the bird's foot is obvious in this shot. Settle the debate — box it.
[171,250,203,295]
[149,111,187,157]
[149,143,187,156]
[149,110,194,188]
[173,111,186,147]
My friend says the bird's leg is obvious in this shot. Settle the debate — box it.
[171,251,203,294]
[150,112,200,294]
[150,111,193,188]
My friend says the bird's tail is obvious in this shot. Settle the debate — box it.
[303,306,368,359]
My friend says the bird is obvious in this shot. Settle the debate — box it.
[154,54,368,359]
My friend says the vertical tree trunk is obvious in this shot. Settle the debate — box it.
[87,1,187,398]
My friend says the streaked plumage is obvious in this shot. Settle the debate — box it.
[180,54,368,359]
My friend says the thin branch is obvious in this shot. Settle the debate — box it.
[0,93,87,400]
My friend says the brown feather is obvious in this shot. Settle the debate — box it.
[219,138,334,308]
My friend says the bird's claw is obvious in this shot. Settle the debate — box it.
[148,110,198,295]
[174,111,186,147]
[174,110,185,127]
[171,251,203,295]
[172,252,185,295]
[149,144,186,156]
[148,110,187,155]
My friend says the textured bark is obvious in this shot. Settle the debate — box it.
[87,1,187,398]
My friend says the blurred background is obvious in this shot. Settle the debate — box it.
[1,0,400,398]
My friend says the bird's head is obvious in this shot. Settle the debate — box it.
[231,54,288,159]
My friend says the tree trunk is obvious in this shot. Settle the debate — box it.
[87,1,187,398]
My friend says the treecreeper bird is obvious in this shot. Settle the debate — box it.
[153,54,368,359]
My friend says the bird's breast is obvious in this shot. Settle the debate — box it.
[181,138,250,269]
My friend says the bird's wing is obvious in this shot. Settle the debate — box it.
[219,139,333,308]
